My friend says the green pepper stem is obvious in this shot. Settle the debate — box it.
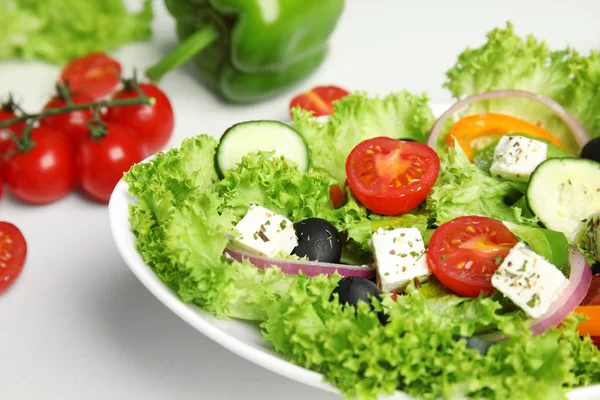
[145,25,219,83]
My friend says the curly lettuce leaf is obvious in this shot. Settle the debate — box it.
[427,142,537,226]
[0,0,153,64]
[261,275,600,400]
[444,21,600,150]
[292,91,435,186]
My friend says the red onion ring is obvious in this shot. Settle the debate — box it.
[427,89,590,150]
[530,246,592,335]
[224,247,376,279]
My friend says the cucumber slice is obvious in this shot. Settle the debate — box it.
[215,120,310,178]
[526,158,600,243]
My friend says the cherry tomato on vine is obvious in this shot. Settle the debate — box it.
[0,108,25,156]
[76,123,144,203]
[104,82,174,156]
[0,221,27,295]
[3,127,75,205]
[427,216,519,297]
[345,137,440,216]
[40,92,94,144]
[60,52,122,100]
[289,85,350,118]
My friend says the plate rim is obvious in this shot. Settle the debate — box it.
[107,105,600,400]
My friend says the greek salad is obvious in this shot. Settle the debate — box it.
[124,23,600,400]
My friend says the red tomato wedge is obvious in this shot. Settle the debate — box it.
[329,185,346,209]
[427,216,519,297]
[0,222,27,295]
[345,137,440,216]
[60,52,122,100]
[289,85,350,117]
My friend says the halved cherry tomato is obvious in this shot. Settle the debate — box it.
[0,221,27,295]
[289,85,350,118]
[329,185,346,209]
[345,137,440,216]
[60,52,122,100]
[40,92,94,144]
[446,113,568,162]
[427,216,519,297]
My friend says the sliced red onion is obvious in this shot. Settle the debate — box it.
[530,246,592,335]
[427,89,590,150]
[224,247,376,279]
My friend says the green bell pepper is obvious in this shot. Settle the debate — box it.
[146,0,345,103]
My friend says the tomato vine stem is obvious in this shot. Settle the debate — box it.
[0,91,154,130]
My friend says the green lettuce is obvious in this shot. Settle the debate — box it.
[292,91,435,186]
[261,276,600,400]
[427,142,536,226]
[0,0,153,64]
[444,22,600,150]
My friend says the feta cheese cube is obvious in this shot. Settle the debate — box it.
[489,135,547,183]
[581,212,600,262]
[491,242,568,318]
[231,204,297,257]
[370,227,429,293]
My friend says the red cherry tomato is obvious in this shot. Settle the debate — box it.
[0,222,27,295]
[329,185,346,209]
[582,274,600,306]
[4,127,75,205]
[104,83,174,156]
[289,85,350,118]
[0,108,25,156]
[76,123,144,203]
[345,137,440,216]
[427,216,519,297]
[60,52,122,100]
[40,92,94,144]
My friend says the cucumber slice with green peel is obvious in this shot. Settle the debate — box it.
[215,120,310,178]
[526,158,600,243]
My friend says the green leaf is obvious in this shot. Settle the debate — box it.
[292,91,435,186]
[426,141,536,226]
[444,21,600,150]
[0,0,153,64]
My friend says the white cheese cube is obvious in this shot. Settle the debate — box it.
[491,242,567,318]
[370,227,429,293]
[231,204,297,257]
[489,135,547,183]
[581,212,600,262]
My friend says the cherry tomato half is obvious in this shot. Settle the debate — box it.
[60,52,122,100]
[345,137,440,216]
[289,85,350,118]
[0,222,27,295]
[104,83,174,156]
[3,127,75,205]
[427,216,519,297]
[76,123,144,203]
[40,92,94,144]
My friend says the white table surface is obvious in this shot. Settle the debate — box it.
[1,1,599,399]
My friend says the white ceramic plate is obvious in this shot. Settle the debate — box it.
[108,105,600,400]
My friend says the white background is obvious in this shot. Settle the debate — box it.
[1,1,599,399]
